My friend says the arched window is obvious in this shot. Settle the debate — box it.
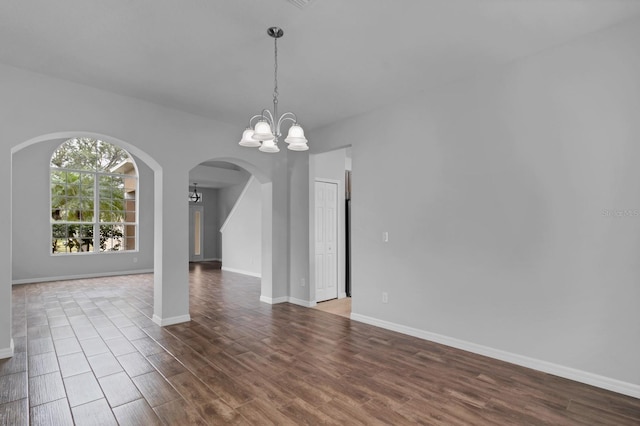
[50,138,138,254]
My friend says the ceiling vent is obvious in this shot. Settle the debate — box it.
[287,0,315,9]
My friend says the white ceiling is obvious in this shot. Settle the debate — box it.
[1,0,639,132]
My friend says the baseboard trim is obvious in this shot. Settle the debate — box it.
[201,258,222,262]
[288,297,316,308]
[12,269,154,285]
[260,295,288,304]
[260,295,316,307]
[339,292,347,299]
[221,267,261,278]
[0,339,14,359]
[350,313,640,399]
[152,314,191,327]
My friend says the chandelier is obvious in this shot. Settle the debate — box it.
[189,183,201,202]
[238,27,308,153]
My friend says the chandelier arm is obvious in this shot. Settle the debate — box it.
[278,112,298,123]
[261,109,275,126]
[276,114,298,133]
[248,114,263,127]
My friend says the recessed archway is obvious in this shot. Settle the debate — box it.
[188,157,275,303]
[9,131,171,330]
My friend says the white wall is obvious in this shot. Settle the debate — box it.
[12,139,154,283]
[1,132,11,358]
[216,170,251,259]
[221,177,262,277]
[288,152,311,305]
[311,18,640,395]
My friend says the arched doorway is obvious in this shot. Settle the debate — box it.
[188,158,275,303]
[7,132,183,345]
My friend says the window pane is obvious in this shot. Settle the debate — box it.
[80,239,93,252]
[80,174,94,200]
[123,226,135,251]
[52,238,77,254]
[99,175,112,196]
[66,224,78,238]
[99,211,113,222]
[60,209,69,222]
[59,224,79,253]
[99,225,124,252]
[112,175,124,190]
[125,235,136,251]
[79,225,93,252]
[100,177,124,214]
[65,172,80,193]
[51,170,66,182]
[52,224,66,238]
[51,171,66,204]
[66,200,80,221]
[80,210,94,221]
[51,194,65,209]
[96,140,130,173]
[51,194,64,209]
[80,173,94,186]
[80,197,93,210]
[78,225,92,238]
[125,198,136,222]
[66,208,77,222]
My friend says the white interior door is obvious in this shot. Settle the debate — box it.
[189,205,204,262]
[315,181,338,302]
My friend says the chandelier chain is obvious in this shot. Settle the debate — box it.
[273,37,279,105]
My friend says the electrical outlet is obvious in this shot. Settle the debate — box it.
[300,278,306,287]
[382,231,389,242]
[382,292,388,303]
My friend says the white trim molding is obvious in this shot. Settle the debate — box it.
[152,314,191,327]
[350,313,640,399]
[288,297,316,308]
[260,295,288,304]
[12,269,154,285]
[221,266,261,278]
[0,339,14,359]
[260,296,316,307]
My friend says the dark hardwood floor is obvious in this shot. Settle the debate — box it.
[1,261,639,425]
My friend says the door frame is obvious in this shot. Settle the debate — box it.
[313,178,340,302]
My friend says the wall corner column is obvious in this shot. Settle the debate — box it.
[153,169,191,326]
[1,151,14,358]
